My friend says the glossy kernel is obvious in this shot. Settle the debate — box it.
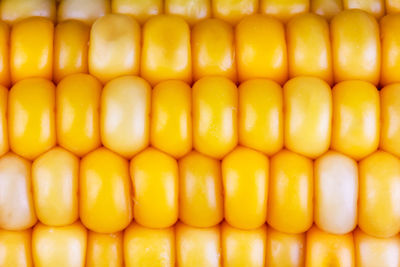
[222,146,269,230]
[101,76,151,158]
[89,14,140,84]
[9,78,55,160]
[80,148,133,233]
[86,231,123,267]
[32,222,87,267]
[331,80,380,160]
[124,222,175,267]
[380,14,400,86]
[0,0,56,24]
[0,153,36,231]
[268,150,313,234]
[211,0,258,25]
[176,222,221,267]
[0,22,10,87]
[0,229,32,267]
[260,0,309,22]
[386,0,400,14]
[179,151,223,228]
[53,20,90,83]
[236,14,287,84]
[311,0,343,19]
[10,17,54,83]
[151,80,192,158]
[141,15,191,86]
[314,151,358,234]
[331,9,381,85]
[238,79,283,155]
[57,0,111,25]
[192,18,236,82]
[287,13,332,84]
[359,150,400,238]
[193,77,237,159]
[165,0,210,26]
[111,0,162,24]
[32,147,79,226]
[130,148,178,228]
[343,0,384,18]
[284,77,332,158]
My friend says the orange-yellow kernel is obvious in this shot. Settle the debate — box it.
[57,0,111,25]
[130,148,178,228]
[80,148,132,233]
[100,76,151,158]
[0,229,32,267]
[165,0,211,26]
[331,80,380,160]
[236,14,287,84]
[10,17,54,83]
[32,222,87,267]
[88,14,140,84]
[124,222,175,267]
[222,146,269,230]
[1,0,56,24]
[53,20,90,83]
[0,22,10,87]
[380,14,400,86]
[211,0,258,25]
[193,76,238,159]
[9,78,55,160]
[32,147,79,226]
[268,149,313,234]
[192,18,236,82]
[260,0,309,22]
[238,79,283,155]
[176,222,221,267]
[111,0,162,24]
[86,231,123,267]
[179,151,223,228]
[343,0,385,18]
[311,0,343,19]
[56,74,101,157]
[386,0,400,14]
[151,80,192,158]
[331,9,381,85]
[0,86,8,157]
[141,15,191,86]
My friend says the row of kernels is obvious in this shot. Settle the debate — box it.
[2,223,400,267]
[1,75,393,161]
[2,145,400,238]
[2,11,400,86]
[2,0,399,25]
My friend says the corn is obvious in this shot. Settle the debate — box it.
[5,1,400,265]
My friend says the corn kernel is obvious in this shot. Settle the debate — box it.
[176,222,221,267]
[111,0,162,24]
[53,20,90,83]
[130,147,178,228]
[89,14,140,83]
[179,151,223,227]
[141,15,191,86]
[238,79,283,155]
[222,146,269,230]
[86,231,123,267]
[266,227,305,267]
[57,0,110,25]
[0,22,10,87]
[80,148,132,233]
[32,147,78,226]
[0,86,8,157]
[359,150,400,238]
[331,80,380,160]
[0,0,56,24]
[32,222,87,267]
[284,76,332,158]
[10,17,53,83]
[287,13,332,84]
[380,14,400,86]
[9,78,55,160]
[236,14,287,84]
[311,0,343,19]
[381,83,400,157]
[191,18,236,82]
[151,80,192,158]
[386,0,400,14]
[124,222,175,267]
[222,221,267,267]
[100,76,151,158]
[165,0,211,26]
[260,0,309,22]
[0,229,32,267]
[193,76,237,159]
[331,10,381,85]
[314,150,358,234]
[354,227,400,267]
[343,0,385,18]
[268,149,313,234]
[305,225,355,267]
[212,0,258,25]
